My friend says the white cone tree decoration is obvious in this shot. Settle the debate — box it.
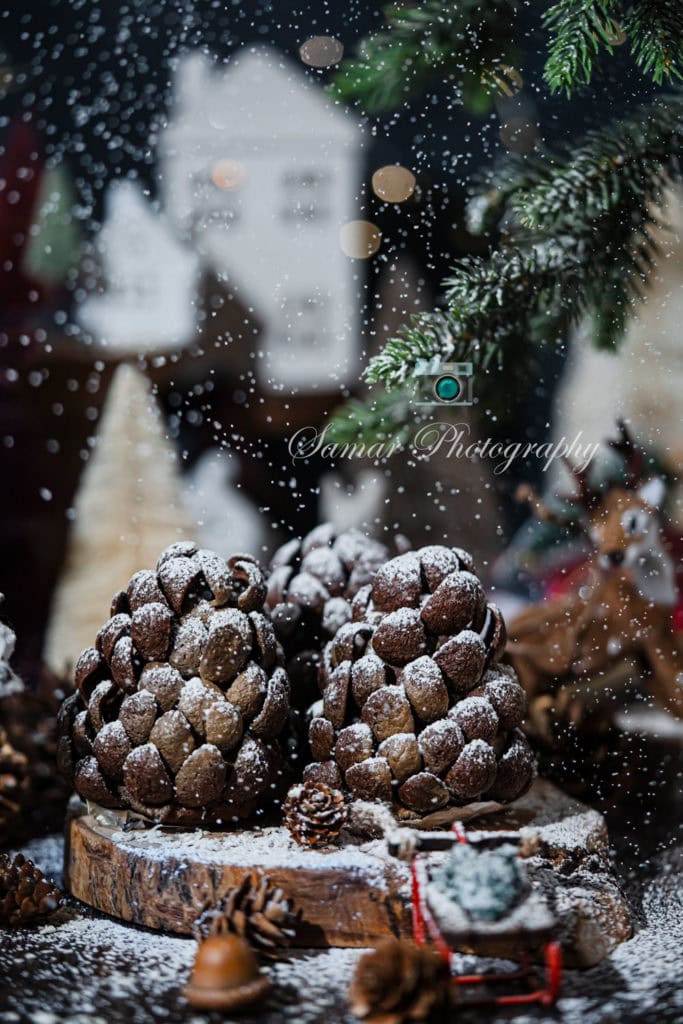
[44,365,194,675]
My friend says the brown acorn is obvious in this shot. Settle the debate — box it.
[184,934,271,1011]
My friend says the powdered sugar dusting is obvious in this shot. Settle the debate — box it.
[377,552,421,587]
[382,606,420,630]
[4,833,683,1023]
[104,821,397,885]
[533,810,607,856]
[453,628,486,649]
[463,736,495,765]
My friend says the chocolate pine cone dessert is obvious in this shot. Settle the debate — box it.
[305,546,535,817]
[266,524,392,707]
[57,542,291,826]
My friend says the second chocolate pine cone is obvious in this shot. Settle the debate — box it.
[266,525,392,709]
[305,546,535,816]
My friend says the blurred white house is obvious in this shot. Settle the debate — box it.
[78,47,364,393]
[78,180,200,353]
[160,46,364,392]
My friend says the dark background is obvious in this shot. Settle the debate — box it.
[0,0,647,671]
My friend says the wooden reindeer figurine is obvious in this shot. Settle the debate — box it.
[508,422,683,720]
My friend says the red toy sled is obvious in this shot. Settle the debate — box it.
[404,823,562,1008]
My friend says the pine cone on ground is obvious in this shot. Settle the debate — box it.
[306,546,535,817]
[0,727,29,845]
[349,938,450,1024]
[1,664,72,841]
[58,542,292,826]
[266,525,391,707]
[194,874,296,957]
[0,613,23,698]
[0,852,60,926]
[282,780,347,847]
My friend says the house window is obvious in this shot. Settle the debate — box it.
[280,170,330,223]
[189,167,242,231]
[283,293,328,349]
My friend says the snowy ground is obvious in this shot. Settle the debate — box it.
[1,826,682,1024]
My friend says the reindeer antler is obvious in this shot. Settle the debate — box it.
[515,483,588,532]
[517,419,648,529]
[561,456,602,515]
[608,419,645,489]
[515,484,564,525]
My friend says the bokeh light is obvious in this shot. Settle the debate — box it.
[371,165,416,204]
[339,220,382,259]
[210,159,246,191]
[299,36,344,69]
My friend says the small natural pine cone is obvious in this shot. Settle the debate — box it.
[0,853,60,927]
[194,874,296,957]
[349,937,450,1024]
[2,664,73,843]
[282,780,347,848]
[0,727,30,844]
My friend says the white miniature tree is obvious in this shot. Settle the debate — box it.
[44,365,194,675]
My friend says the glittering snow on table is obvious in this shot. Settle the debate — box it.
[2,832,683,1024]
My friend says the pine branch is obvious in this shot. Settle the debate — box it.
[543,0,624,96]
[367,92,683,389]
[365,310,462,388]
[443,244,584,340]
[466,148,555,236]
[365,244,583,388]
[332,0,683,115]
[511,93,683,229]
[624,0,683,85]
[324,389,414,447]
[508,93,683,344]
[329,0,519,112]
[364,307,502,389]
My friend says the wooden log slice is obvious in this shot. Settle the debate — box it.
[65,814,410,946]
[65,779,630,961]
